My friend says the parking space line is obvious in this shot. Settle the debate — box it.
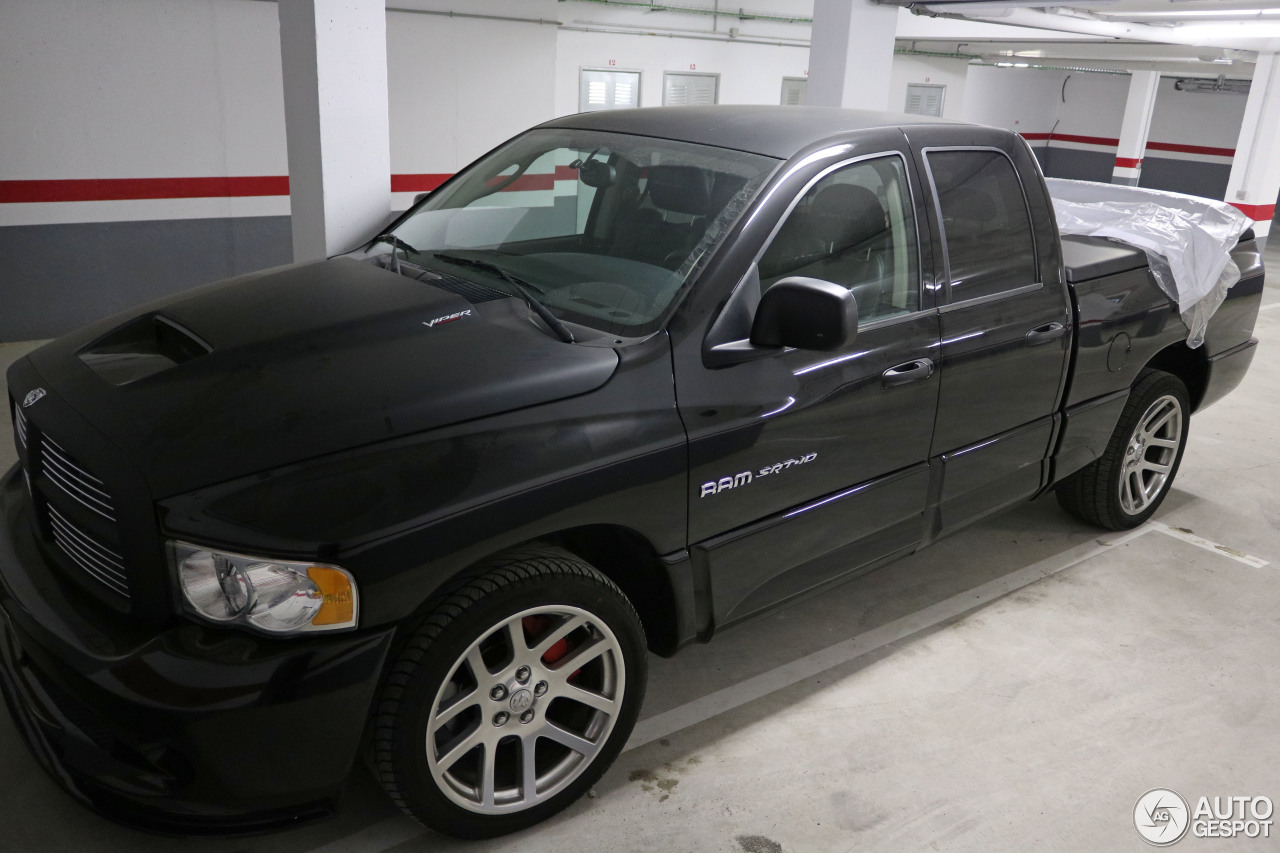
[1149,520,1270,568]
[1259,301,1280,311]
[624,524,1154,751]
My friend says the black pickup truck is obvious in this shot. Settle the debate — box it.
[0,106,1263,839]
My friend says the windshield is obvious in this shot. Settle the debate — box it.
[380,128,779,337]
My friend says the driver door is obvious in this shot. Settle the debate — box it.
[672,150,942,629]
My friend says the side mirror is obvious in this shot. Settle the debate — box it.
[750,277,858,351]
[413,192,430,205]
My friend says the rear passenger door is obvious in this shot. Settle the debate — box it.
[903,128,1073,535]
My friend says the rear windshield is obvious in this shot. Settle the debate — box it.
[383,128,779,337]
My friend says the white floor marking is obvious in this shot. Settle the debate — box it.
[1149,519,1270,568]
[1259,301,1280,311]
[624,524,1154,751]
[306,518,1274,853]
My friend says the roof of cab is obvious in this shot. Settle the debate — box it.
[538,105,965,160]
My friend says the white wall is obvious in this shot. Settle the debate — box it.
[962,65,1068,134]
[1149,78,1248,151]
[0,0,285,181]
[387,2,558,176]
[0,0,1252,225]
[554,29,809,116]
[0,0,288,225]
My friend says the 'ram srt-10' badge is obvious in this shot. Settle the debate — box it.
[700,452,818,497]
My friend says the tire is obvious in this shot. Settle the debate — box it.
[373,545,647,839]
[1056,369,1190,530]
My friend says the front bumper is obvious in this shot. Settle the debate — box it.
[0,466,396,834]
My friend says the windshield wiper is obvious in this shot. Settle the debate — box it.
[371,233,420,275]
[432,253,575,343]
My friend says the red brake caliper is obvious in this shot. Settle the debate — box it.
[522,616,580,680]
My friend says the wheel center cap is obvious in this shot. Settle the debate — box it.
[509,689,533,713]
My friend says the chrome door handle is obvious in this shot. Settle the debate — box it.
[882,358,935,388]
[1025,322,1066,345]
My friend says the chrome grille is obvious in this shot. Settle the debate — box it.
[41,436,116,522]
[47,505,130,598]
[13,403,27,449]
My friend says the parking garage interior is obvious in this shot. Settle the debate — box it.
[3,2,1280,851]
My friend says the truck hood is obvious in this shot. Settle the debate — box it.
[20,258,619,497]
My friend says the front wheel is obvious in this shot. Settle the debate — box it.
[373,546,647,839]
[1056,370,1190,530]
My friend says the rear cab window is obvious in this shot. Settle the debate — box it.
[924,149,1039,302]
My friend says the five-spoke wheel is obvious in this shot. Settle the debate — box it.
[373,546,646,839]
[425,605,627,814]
[1057,369,1191,530]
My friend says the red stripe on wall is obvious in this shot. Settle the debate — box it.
[2,166,591,204]
[485,165,582,192]
[1019,132,1120,147]
[1145,140,1236,158]
[0,176,290,203]
[389,173,451,193]
[1114,157,1143,169]
[1020,133,1236,159]
[1231,202,1276,222]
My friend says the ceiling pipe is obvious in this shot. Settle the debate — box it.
[909,4,1280,51]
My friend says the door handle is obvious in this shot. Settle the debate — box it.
[1025,322,1066,346]
[882,358,935,388]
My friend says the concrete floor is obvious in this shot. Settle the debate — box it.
[2,254,1279,852]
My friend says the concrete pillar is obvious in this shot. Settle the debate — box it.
[808,0,899,111]
[279,0,391,263]
[1226,52,1280,242]
[1111,70,1160,186]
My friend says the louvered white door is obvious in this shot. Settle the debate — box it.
[663,72,719,106]
[780,77,807,106]
[579,69,641,112]
[904,84,945,117]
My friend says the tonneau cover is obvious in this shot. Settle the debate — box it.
[1047,178,1253,347]
[1061,235,1148,283]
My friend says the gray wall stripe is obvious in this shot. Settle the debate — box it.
[1,216,292,342]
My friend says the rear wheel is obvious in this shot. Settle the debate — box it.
[373,546,646,839]
[1056,369,1190,530]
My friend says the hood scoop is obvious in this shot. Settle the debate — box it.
[78,314,211,386]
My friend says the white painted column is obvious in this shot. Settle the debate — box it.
[279,0,391,263]
[807,0,899,111]
[1226,52,1280,242]
[1111,70,1160,186]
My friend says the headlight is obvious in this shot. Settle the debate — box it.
[172,541,358,634]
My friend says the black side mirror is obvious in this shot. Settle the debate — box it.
[750,277,858,351]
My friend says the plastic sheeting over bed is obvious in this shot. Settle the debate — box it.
[1046,178,1253,348]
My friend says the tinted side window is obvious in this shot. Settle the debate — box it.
[759,155,919,323]
[927,150,1037,301]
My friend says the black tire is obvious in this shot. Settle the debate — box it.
[1056,369,1190,530]
[373,545,647,839]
